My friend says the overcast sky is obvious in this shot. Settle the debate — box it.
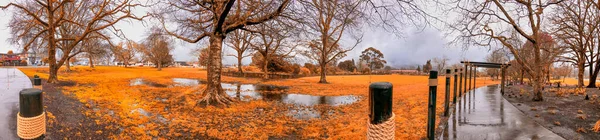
[0,1,492,68]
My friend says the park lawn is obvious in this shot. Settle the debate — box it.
[19,66,499,139]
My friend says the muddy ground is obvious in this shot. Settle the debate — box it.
[504,84,600,140]
[40,81,119,139]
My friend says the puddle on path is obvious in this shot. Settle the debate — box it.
[131,78,360,119]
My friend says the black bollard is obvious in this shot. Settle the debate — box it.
[444,69,451,117]
[369,82,393,124]
[33,75,41,86]
[453,69,458,104]
[18,88,45,139]
[427,71,438,140]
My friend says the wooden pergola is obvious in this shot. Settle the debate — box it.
[459,61,511,94]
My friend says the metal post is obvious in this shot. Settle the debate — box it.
[368,82,394,140]
[473,66,476,88]
[427,71,438,140]
[468,64,472,91]
[453,69,458,104]
[444,69,451,117]
[18,88,45,139]
[459,69,463,97]
[500,65,506,95]
[463,63,468,93]
[501,66,506,95]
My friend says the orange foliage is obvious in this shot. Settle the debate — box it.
[19,66,499,139]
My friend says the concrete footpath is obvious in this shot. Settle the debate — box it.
[0,68,32,139]
[440,85,564,140]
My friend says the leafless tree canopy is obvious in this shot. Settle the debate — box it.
[139,27,174,71]
[298,0,364,83]
[111,41,138,68]
[450,0,565,101]
[156,0,290,105]
[226,30,254,73]
[1,0,148,83]
[552,0,600,87]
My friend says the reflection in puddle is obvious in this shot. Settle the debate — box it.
[129,78,166,87]
[131,78,360,119]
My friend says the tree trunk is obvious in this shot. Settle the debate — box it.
[520,69,524,84]
[46,9,58,84]
[319,62,327,83]
[66,57,71,72]
[532,44,543,101]
[237,56,243,74]
[263,55,269,79]
[546,66,550,83]
[124,61,128,68]
[587,67,598,88]
[532,73,543,101]
[89,55,94,68]
[577,60,584,87]
[198,35,232,106]
[157,61,162,71]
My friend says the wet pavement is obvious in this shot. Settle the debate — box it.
[441,85,564,140]
[0,68,32,139]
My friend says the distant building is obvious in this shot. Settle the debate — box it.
[390,69,420,75]
[0,51,28,66]
[173,61,190,67]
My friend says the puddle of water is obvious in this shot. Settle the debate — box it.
[172,78,200,86]
[130,78,166,87]
[131,108,152,117]
[132,78,360,119]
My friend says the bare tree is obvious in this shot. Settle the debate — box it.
[485,49,509,80]
[82,39,110,68]
[156,0,290,105]
[139,27,174,71]
[553,64,573,82]
[552,0,600,87]
[1,0,147,83]
[250,21,296,79]
[111,41,137,68]
[226,30,254,73]
[299,0,364,83]
[450,0,565,101]
[432,56,449,74]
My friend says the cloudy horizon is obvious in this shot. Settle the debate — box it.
[0,1,493,68]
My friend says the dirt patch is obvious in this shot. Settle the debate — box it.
[41,81,120,139]
[504,84,600,139]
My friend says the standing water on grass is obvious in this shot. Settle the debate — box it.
[169,78,358,105]
[167,78,360,119]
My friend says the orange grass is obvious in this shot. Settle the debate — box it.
[20,66,499,139]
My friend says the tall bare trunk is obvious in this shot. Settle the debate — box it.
[47,7,58,84]
[66,57,71,72]
[237,56,243,74]
[532,44,543,101]
[319,62,327,83]
[577,60,584,87]
[199,35,232,105]
[157,62,162,71]
[89,55,94,68]
[588,63,600,88]
[587,61,595,87]
[520,69,524,84]
[263,55,269,79]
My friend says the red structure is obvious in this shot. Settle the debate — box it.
[0,52,23,66]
